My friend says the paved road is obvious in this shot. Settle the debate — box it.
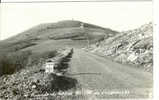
[69,49,152,98]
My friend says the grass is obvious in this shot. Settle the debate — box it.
[0,39,37,53]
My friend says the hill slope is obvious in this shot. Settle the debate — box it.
[89,22,153,72]
[0,20,118,53]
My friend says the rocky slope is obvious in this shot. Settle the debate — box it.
[89,22,153,72]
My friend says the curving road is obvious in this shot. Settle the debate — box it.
[68,49,153,98]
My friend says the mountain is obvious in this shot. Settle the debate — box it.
[0,20,118,53]
[89,22,153,72]
[0,21,153,99]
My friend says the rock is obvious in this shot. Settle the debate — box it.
[90,22,153,72]
[32,85,36,89]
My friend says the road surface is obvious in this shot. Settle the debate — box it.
[68,49,153,98]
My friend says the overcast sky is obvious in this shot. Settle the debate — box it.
[0,2,152,40]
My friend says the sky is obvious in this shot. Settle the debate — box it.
[0,1,152,40]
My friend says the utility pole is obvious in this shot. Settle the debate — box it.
[80,23,90,48]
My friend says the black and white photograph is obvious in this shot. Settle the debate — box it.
[0,1,153,100]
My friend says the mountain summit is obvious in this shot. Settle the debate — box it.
[0,20,118,53]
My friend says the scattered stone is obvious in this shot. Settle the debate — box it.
[89,22,153,73]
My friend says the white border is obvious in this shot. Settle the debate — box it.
[1,0,152,3]
[153,0,159,100]
[0,0,158,100]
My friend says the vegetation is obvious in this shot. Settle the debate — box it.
[0,50,58,76]
[0,50,32,75]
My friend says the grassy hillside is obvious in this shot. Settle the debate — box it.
[0,20,118,53]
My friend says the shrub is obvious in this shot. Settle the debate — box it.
[40,50,58,59]
[0,55,15,75]
[0,50,32,76]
